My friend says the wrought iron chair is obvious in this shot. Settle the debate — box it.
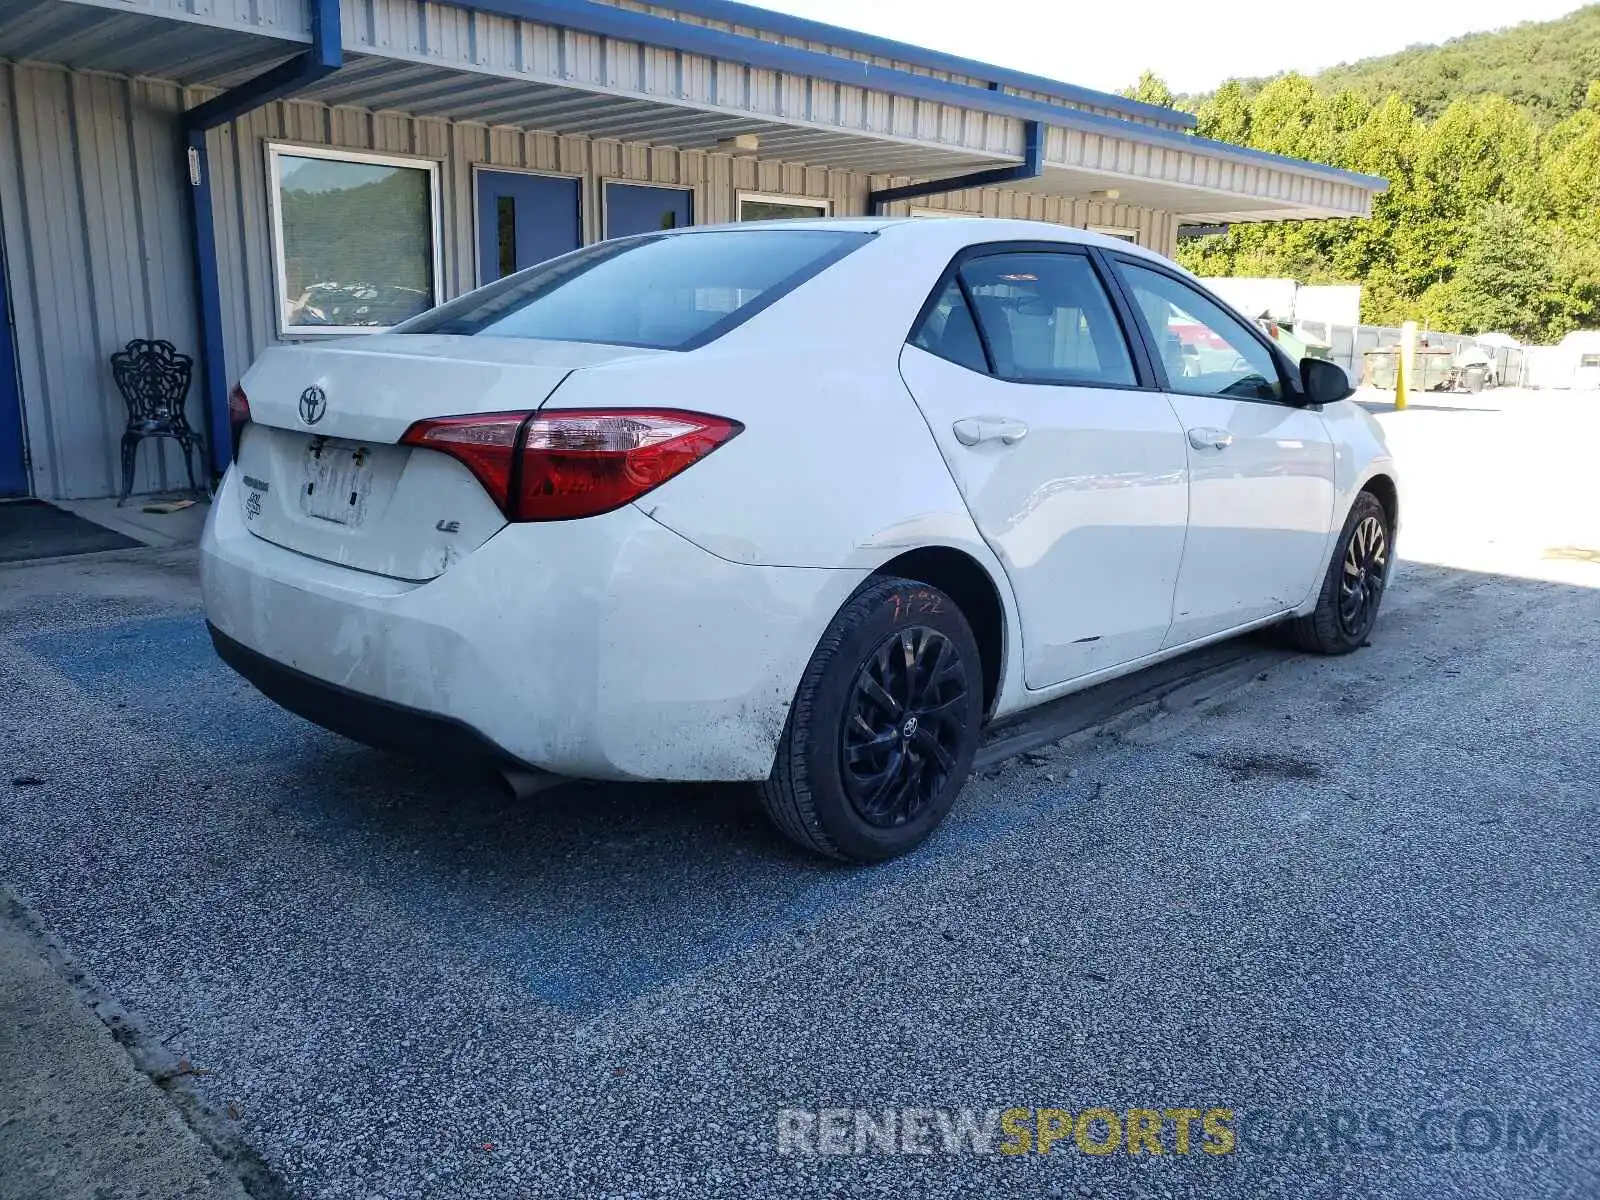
[110,338,205,505]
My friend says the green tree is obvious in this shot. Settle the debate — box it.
[1119,70,1175,109]
[1177,53,1600,340]
[1312,4,1600,126]
[1541,82,1600,217]
[1193,79,1252,143]
[1419,204,1557,339]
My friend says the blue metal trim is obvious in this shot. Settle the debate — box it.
[0,232,29,496]
[183,131,233,476]
[868,121,1043,213]
[182,0,343,474]
[596,0,1197,130]
[186,0,342,129]
[447,0,1388,193]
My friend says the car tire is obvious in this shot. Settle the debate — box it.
[1283,490,1392,655]
[759,575,983,863]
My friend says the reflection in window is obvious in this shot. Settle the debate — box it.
[738,195,830,221]
[910,280,988,373]
[1118,263,1283,401]
[404,229,872,351]
[958,253,1136,386]
[272,148,439,332]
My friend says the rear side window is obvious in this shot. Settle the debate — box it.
[961,252,1137,386]
[910,279,988,373]
[402,228,872,351]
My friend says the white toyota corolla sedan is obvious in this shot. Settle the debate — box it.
[202,218,1398,862]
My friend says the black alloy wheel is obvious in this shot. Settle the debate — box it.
[759,576,984,862]
[840,625,971,828]
[1284,489,1393,655]
[1338,512,1389,641]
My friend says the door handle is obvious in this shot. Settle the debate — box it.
[952,417,1030,447]
[1187,426,1234,451]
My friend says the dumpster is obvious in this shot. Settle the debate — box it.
[1362,345,1454,391]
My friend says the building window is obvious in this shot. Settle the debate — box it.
[737,192,830,221]
[267,144,442,335]
[1089,226,1139,244]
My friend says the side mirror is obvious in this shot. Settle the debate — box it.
[1300,357,1354,406]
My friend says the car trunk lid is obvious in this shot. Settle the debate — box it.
[233,334,666,580]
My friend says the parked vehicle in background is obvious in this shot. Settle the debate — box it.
[201,218,1400,862]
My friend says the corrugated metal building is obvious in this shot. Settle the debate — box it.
[0,0,1386,500]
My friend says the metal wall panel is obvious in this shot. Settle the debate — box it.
[65,0,311,36]
[1,61,1187,499]
[0,63,200,499]
[199,91,878,391]
[202,95,1184,430]
[333,0,1025,162]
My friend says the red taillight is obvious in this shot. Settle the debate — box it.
[400,408,741,522]
[228,383,251,459]
[399,412,528,514]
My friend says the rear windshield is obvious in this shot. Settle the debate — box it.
[400,228,872,351]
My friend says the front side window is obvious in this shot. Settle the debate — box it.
[1117,262,1284,402]
[958,252,1137,387]
[402,228,871,351]
[269,145,441,334]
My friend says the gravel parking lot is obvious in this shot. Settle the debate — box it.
[3,388,1598,1199]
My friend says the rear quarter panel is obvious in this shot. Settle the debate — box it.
[547,225,1033,712]
[551,227,998,574]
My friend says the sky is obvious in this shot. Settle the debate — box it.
[744,0,1593,95]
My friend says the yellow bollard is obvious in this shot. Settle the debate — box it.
[1395,321,1417,410]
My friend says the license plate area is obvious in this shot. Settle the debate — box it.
[299,436,375,526]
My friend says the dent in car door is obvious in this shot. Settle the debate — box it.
[1111,259,1337,644]
[898,248,1190,690]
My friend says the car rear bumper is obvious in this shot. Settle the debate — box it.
[200,467,866,781]
[209,621,519,766]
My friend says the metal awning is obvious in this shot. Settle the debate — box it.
[0,0,1386,221]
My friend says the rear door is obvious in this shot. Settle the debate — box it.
[898,244,1190,690]
[1106,256,1337,645]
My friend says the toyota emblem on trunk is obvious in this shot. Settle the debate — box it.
[298,385,327,425]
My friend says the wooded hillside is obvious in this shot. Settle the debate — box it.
[1124,6,1600,342]
[1314,5,1600,126]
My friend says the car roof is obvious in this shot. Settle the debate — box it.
[668,216,1168,259]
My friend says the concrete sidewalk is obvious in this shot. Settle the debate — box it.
[55,495,211,551]
[0,888,252,1200]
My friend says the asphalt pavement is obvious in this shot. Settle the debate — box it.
[1,388,1597,1199]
